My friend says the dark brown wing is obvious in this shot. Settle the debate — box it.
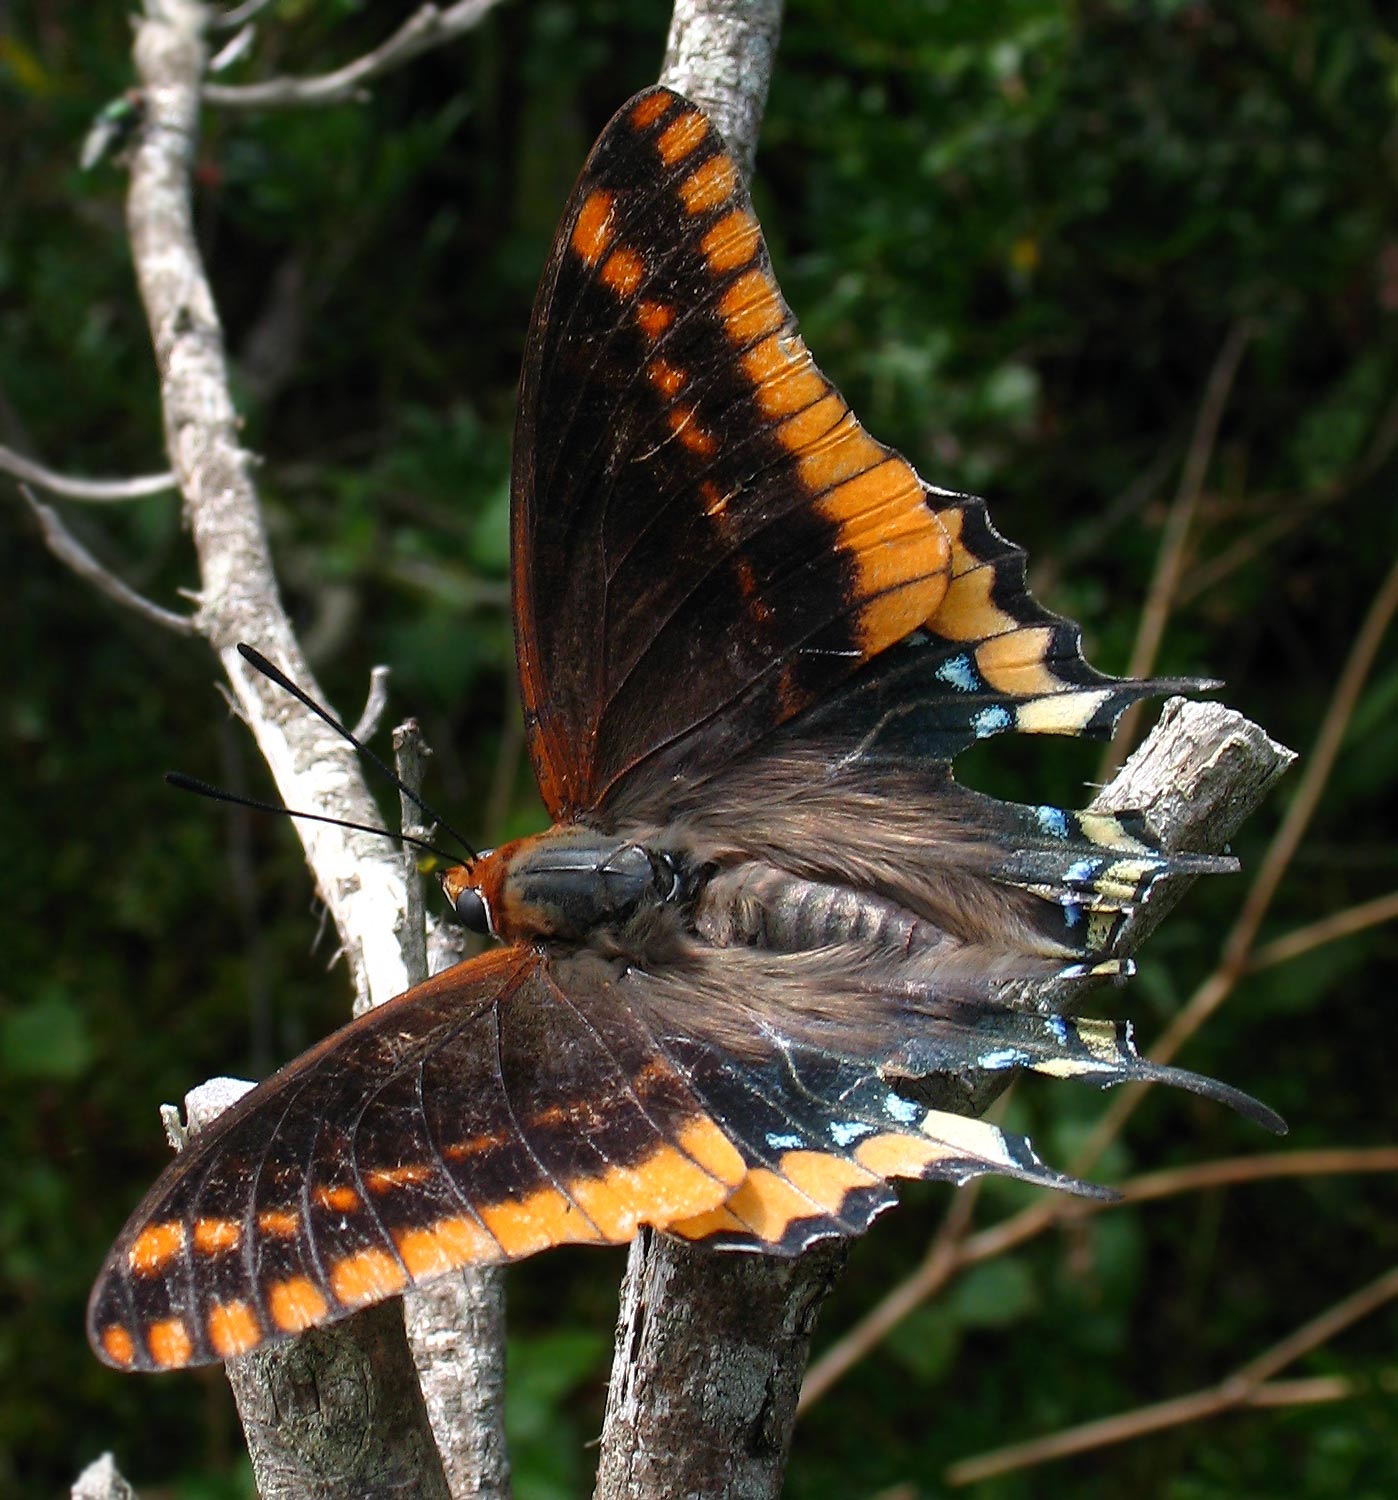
[87,947,746,1371]
[512,86,953,820]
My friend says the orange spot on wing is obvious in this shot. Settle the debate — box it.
[794,411,886,494]
[776,392,846,454]
[668,1203,749,1239]
[657,109,709,164]
[931,562,1020,641]
[570,190,614,267]
[479,1186,601,1256]
[648,356,687,398]
[257,1209,299,1238]
[192,1217,242,1255]
[854,1132,951,1178]
[676,1116,746,1187]
[777,1150,880,1211]
[101,1324,135,1367]
[600,246,645,297]
[147,1317,193,1369]
[128,1221,184,1275]
[702,208,760,271]
[364,1164,432,1194]
[679,153,737,215]
[718,1168,817,1241]
[974,627,1060,694]
[329,1248,408,1308]
[566,1127,747,1241]
[701,480,729,518]
[630,92,672,130]
[813,460,951,649]
[395,1214,498,1277]
[312,1185,360,1213]
[636,300,674,339]
[719,268,785,345]
[207,1299,261,1358]
[668,405,717,455]
[267,1276,328,1333]
[445,1131,508,1161]
[742,334,827,417]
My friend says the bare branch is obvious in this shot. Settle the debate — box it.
[20,486,195,634]
[946,1267,1398,1485]
[1101,319,1255,780]
[204,0,507,110]
[1,441,176,501]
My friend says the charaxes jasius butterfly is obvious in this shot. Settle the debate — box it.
[89,85,1282,1372]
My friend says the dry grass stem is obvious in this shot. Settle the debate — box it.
[1101,319,1255,779]
[946,1266,1398,1485]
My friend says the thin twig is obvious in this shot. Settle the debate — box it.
[20,486,195,634]
[213,0,276,29]
[1101,320,1255,780]
[946,1266,1398,1485]
[351,663,392,743]
[800,1147,1398,1408]
[1,441,176,501]
[204,0,506,110]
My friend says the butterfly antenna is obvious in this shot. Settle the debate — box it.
[236,643,478,860]
[166,772,463,866]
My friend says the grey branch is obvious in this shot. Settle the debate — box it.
[1,441,176,501]
[204,0,506,110]
[119,0,484,1493]
[659,0,783,179]
[20,486,195,635]
[395,719,511,1500]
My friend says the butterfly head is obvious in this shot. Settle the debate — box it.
[442,855,498,938]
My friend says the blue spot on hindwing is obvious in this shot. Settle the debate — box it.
[1036,805,1071,839]
[979,1048,1029,1070]
[972,705,1014,739]
[935,652,980,693]
[765,1132,805,1152]
[830,1120,876,1147]
[884,1094,920,1125]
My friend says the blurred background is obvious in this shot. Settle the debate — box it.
[2,1,1395,1496]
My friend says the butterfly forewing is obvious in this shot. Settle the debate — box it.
[87,949,746,1370]
[513,86,955,819]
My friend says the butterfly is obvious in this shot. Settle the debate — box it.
[89,84,1282,1372]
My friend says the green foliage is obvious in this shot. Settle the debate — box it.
[2,0,1394,1496]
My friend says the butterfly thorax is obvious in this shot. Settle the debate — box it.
[446,825,695,946]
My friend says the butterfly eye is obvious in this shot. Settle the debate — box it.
[453,885,492,936]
